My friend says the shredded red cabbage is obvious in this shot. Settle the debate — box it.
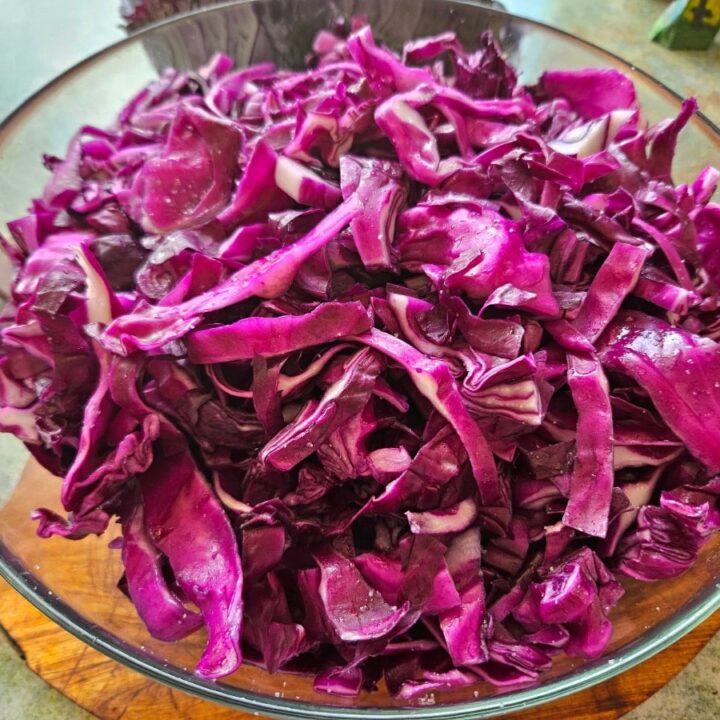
[1,22,719,700]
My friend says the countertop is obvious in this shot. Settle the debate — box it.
[0,0,718,718]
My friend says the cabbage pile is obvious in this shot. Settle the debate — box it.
[1,22,719,700]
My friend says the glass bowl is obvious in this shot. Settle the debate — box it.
[1,1,719,718]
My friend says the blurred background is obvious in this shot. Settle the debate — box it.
[0,0,718,122]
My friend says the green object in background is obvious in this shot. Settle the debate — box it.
[651,0,720,50]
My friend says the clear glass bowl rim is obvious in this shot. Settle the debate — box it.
[0,1,718,718]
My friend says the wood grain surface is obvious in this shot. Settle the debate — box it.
[0,577,718,720]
